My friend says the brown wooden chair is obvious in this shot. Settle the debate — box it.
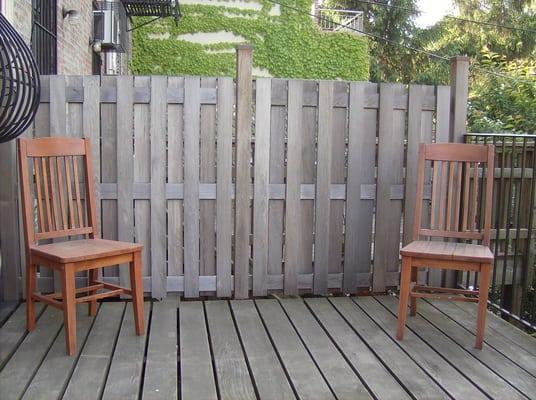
[18,137,144,355]
[396,143,495,349]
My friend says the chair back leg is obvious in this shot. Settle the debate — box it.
[475,263,491,349]
[129,251,144,335]
[88,269,99,316]
[26,263,37,331]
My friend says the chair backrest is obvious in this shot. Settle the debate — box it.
[17,137,98,250]
[413,143,495,247]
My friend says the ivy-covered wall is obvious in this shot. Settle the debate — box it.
[130,0,369,80]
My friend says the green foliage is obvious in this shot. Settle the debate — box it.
[131,0,369,80]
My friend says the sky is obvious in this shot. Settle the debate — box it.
[414,0,456,28]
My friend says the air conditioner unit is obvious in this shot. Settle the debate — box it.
[93,2,126,52]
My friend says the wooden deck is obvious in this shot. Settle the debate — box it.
[0,295,534,400]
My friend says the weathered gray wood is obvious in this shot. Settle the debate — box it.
[0,301,18,327]
[150,76,167,299]
[280,298,372,400]
[101,302,150,400]
[200,77,217,282]
[180,301,218,400]
[314,81,334,294]
[284,80,303,295]
[449,56,469,143]
[142,297,179,400]
[230,300,296,400]
[373,84,406,292]
[412,298,536,398]
[344,83,376,291]
[100,76,119,279]
[0,303,44,368]
[167,77,184,277]
[0,307,63,400]
[304,297,410,400]
[205,301,256,400]
[184,77,201,298]
[353,296,488,400]
[117,75,134,290]
[253,79,271,296]
[267,80,286,279]
[63,302,125,400]
[21,305,96,400]
[255,299,335,400]
[379,296,527,400]
[234,46,253,299]
[216,78,234,297]
[134,76,151,279]
[329,297,450,399]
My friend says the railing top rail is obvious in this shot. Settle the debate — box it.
[317,8,364,15]
[466,132,536,138]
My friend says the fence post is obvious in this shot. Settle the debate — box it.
[234,45,253,299]
[0,141,21,301]
[449,55,470,143]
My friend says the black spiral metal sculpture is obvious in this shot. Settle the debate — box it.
[0,13,40,143]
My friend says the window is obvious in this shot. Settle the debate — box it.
[31,0,57,74]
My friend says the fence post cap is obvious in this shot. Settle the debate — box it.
[235,44,254,51]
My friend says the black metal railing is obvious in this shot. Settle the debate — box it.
[31,0,57,75]
[465,133,536,331]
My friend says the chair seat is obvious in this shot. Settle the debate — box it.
[31,238,143,263]
[401,240,493,263]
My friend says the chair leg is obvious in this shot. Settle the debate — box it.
[129,251,144,335]
[61,265,77,356]
[475,263,491,350]
[397,256,412,340]
[26,263,37,331]
[88,268,98,316]
[410,266,418,316]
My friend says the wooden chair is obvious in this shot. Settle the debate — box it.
[18,137,144,355]
[396,143,495,349]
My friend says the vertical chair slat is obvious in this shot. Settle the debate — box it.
[470,162,479,230]
[454,161,462,231]
[41,157,53,231]
[72,156,84,228]
[65,156,76,228]
[34,158,45,232]
[462,161,471,231]
[56,157,68,230]
[49,157,61,231]
[446,161,455,230]
[430,161,439,229]
[438,161,448,230]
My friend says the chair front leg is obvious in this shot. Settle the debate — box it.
[129,251,144,335]
[26,263,37,331]
[397,256,412,340]
[410,265,418,316]
[61,265,77,356]
[475,263,491,350]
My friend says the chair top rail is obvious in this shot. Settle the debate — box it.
[424,143,491,162]
[20,137,87,157]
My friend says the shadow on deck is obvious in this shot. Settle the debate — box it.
[0,295,535,399]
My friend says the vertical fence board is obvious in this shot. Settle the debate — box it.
[216,77,234,297]
[167,77,184,278]
[267,80,286,281]
[234,47,253,299]
[117,76,134,289]
[373,84,406,292]
[200,78,217,282]
[150,77,167,299]
[284,80,303,295]
[314,81,334,294]
[253,79,271,296]
[184,77,201,298]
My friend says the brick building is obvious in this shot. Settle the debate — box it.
[0,0,127,75]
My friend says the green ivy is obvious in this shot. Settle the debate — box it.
[130,0,369,80]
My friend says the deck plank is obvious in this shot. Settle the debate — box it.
[0,301,18,327]
[101,302,150,400]
[255,299,335,400]
[205,300,256,400]
[414,299,536,399]
[305,297,410,400]
[62,302,126,400]
[329,297,450,399]
[21,305,97,400]
[0,306,63,400]
[353,296,488,400]
[180,301,218,400]
[0,302,44,368]
[378,295,527,400]
[142,298,179,400]
[279,298,372,400]
[230,300,296,400]
[431,299,536,362]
